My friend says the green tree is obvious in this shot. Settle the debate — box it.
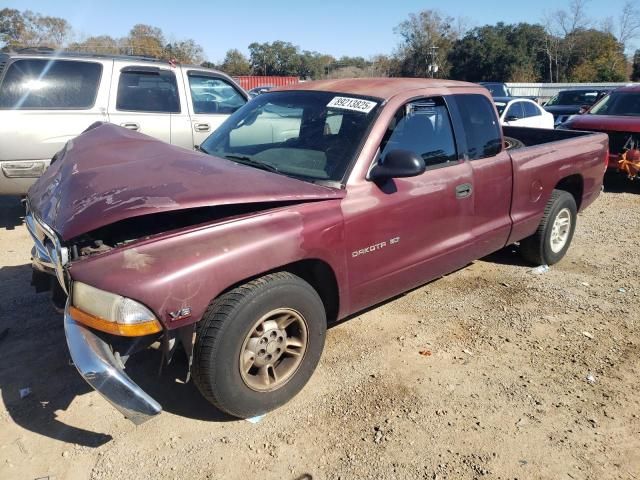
[298,50,334,79]
[219,48,252,75]
[248,41,301,76]
[0,8,26,49]
[125,24,165,57]
[0,8,71,50]
[632,49,640,81]
[165,39,204,64]
[566,29,627,81]
[68,35,121,55]
[448,23,547,82]
[393,9,462,78]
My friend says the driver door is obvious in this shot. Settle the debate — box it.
[342,97,476,312]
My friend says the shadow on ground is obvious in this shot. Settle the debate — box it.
[0,197,24,230]
[604,172,640,194]
[481,244,531,267]
[0,264,233,450]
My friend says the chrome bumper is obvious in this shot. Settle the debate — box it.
[25,208,69,292]
[64,303,162,425]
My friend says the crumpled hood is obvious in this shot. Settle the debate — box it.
[566,114,640,133]
[28,123,344,241]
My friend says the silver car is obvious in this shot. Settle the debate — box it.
[0,51,249,196]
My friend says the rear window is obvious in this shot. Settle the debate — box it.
[523,101,541,117]
[116,70,180,113]
[0,59,102,110]
[454,94,502,160]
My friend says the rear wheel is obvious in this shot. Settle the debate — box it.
[520,189,577,265]
[192,272,326,418]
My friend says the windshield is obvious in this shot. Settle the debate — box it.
[589,92,640,116]
[481,83,509,97]
[200,91,381,182]
[546,90,601,106]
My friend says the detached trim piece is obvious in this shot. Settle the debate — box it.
[64,303,162,425]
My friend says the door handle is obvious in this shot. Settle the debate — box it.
[194,123,211,132]
[455,183,473,199]
[120,122,139,131]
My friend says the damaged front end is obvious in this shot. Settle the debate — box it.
[26,203,197,425]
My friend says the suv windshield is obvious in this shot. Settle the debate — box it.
[480,83,510,97]
[546,90,601,106]
[200,91,381,182]
[589,92,640,116]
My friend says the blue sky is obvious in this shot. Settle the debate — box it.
[5,0,636,61]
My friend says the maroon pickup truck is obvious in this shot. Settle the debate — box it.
[26,78,608,424]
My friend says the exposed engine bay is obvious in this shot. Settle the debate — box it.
[66,201,298,261]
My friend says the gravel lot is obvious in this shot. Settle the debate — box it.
[0,176,638,480]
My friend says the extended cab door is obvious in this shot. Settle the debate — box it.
[180,69,248,147]
[449,94,513,258]
[108,62,179,144]
[343,97,477,312]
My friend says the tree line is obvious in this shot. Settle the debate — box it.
[3,1,640,82]
[0,9,204,63]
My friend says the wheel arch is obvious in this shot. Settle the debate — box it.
[554,174,583,210]
[215,258,341,325]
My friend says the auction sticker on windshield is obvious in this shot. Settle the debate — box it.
[327,97,377,113]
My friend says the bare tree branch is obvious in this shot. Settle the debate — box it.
[618,0,640,49]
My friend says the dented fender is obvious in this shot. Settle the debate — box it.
[67,200,348,329]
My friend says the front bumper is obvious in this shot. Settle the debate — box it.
[64,302,162,425]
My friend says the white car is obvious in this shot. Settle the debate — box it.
[494,98,554,129]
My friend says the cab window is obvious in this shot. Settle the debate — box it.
[379,97,457,169]
[523,101,541,117]
[454,94,502,160]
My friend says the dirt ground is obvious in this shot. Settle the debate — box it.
[0,176,638,480]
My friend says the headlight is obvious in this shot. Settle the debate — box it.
[70,282,162,336]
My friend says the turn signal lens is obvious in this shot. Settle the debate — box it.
[71,282,162,337]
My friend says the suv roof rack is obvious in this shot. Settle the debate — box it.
[10,47,172,65]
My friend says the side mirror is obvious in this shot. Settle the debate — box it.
[369,149,426,182]
[505,115,519,122]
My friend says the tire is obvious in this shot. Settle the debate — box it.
[520,189,577,266]
[504,136,526,150]
[192,272,326,418]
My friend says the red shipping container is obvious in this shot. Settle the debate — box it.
[233,76,300,91]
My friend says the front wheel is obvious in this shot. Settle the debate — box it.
[192,272,326,418]
[520,189,577,265]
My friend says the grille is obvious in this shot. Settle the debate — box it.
[0,61,6,78]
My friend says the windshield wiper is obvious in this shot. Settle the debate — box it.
[223,154,280,174]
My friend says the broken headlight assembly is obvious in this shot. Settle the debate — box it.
[70,282,162,337]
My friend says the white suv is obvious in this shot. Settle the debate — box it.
[0,51,249,196]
